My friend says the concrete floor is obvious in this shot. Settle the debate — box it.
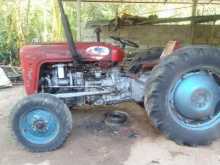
[1,85,220,165]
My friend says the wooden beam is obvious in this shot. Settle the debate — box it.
[113,15,220,25]
[63,0,220,5]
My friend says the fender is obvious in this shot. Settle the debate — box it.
[142,40,181,70]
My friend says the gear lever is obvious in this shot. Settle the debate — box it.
[95,27,102,42]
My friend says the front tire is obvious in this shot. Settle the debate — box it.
[11,93,73,152]
[145,46,220,146]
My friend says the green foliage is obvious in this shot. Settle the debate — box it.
[0,2,18,65]
[0,0,219,65]
[0,0,50,65]
[0,28,18,65]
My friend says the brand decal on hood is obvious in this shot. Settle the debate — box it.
[86,46,110,57]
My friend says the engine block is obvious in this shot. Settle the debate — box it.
[40,63,149,106]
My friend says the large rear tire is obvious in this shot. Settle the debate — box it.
[11,93,73,152]
[145,46,220,146]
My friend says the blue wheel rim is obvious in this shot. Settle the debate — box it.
[19,108,60,145]
[168,70,220,129]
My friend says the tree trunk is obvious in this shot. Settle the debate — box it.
[52,0,62,41]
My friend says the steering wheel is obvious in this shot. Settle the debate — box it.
[110,36,139,48]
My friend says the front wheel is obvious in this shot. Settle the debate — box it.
[10,93,73,152]
[145,46,220,146]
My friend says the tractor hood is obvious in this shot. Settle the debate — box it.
[20,42,124,64]
[20,42,125,95]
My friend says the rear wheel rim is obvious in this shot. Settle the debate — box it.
[169,70,220,128]
[19,108,60,145]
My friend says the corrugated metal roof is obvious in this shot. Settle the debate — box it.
[64,0,220,5]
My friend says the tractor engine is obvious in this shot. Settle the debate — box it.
[40,63,148,106]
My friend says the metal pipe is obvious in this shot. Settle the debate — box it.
[48,85,109,88]
[57,0,82,63]
[55,90,112,98]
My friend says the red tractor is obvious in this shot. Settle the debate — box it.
[11,0,220,152]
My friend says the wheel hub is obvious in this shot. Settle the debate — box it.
[191,88,211,109]
[19,109,60,145]
[33,119,48,132]
[173,72,219,120]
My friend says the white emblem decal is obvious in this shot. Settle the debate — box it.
[86,46,110,57]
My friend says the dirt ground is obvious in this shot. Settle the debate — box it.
[1,85,220,165]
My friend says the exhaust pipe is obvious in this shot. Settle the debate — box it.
[57,0,82,63]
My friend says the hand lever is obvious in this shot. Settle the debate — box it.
[95,27,102,42]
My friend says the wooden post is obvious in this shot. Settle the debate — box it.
[191,0,198,44]
[43,5,48,42]
[76,0,81,41]
[209,21,216,45]
[114,5,119,31]
[192,0,198,19]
